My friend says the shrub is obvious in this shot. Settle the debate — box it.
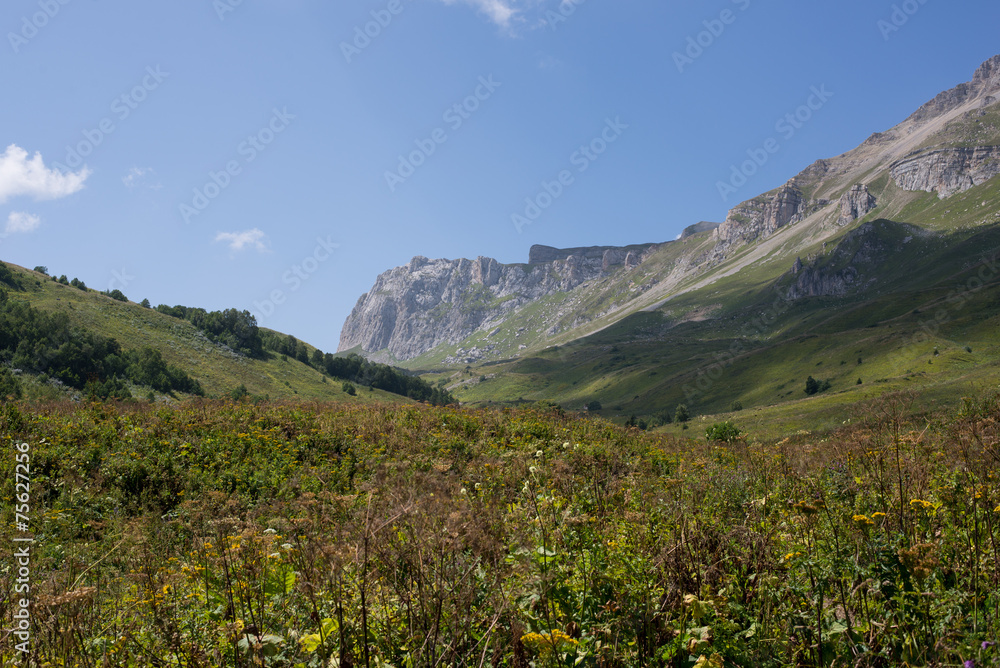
[586,400,602,412]
[342,381,357,396]
[706,421,743,443]
[674,404,690,423]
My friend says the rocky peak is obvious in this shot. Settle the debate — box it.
[972,55,1000,91]
[908,55,1000,124]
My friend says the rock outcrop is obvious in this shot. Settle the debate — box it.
[711,185,809,257]
[339,244,653,360]
[680,221,721,239]
[528,243,656,265]
[838,184,878,225]
[890,146,1000,198]
[786,221,919,299]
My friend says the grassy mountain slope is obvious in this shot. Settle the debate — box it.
[441,173,1000,434]
[4,263,406,404]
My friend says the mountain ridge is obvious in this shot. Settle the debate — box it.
[339,55,1000,367]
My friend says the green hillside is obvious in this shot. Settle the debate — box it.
[0,263,409,405]
[440,175,1000,436]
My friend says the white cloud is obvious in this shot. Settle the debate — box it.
[6,212,41,234]
[122,167,161,189]
[0,144,90,204]
[215,228,269,253]
[438,0,519,27]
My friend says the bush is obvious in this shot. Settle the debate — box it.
[586,400,602,412]
[230,384,249,401]
[674,404,690,423]
[342,381,357,396]
[805,377,831,396]
[105,289,128,302]
[0,367,23,400]
[731,400,743,412]
[706,421,743,443]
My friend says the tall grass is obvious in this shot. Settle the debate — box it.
[1,395,998,666]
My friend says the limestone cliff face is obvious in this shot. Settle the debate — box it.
[890,146,1000,198]
[710,185,815,259]
[338,245,653,360]
[838,184,877,225]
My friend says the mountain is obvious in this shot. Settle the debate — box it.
[341,56,1000,368]
[339,55,1000,426]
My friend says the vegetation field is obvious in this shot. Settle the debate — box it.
[2,396,999,667]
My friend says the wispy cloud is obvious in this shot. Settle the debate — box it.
[5,211,41,235]
[122,167,161,190]
[0,144,90,204]
[437,0,520,27]
[215,228,269,253]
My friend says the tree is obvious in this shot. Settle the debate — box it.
[805,376,820,396]
[105,289,127,302]
[311,348,325,369]
[0,367,23,400]
[140,298,151,308]
[586,400,602,412]
[674,404,690,423]
[33,266,48,275]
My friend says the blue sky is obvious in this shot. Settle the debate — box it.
[0,0,997,354]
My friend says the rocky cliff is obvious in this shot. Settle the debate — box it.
[890,146,1000,198]
[786,221,923,299]
[339,56,1000,365]
[338,244,655,361]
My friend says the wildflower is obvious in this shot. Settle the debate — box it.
[535,450,544,459]
[983,641,996,650]
[872,512,887,519]
[694,654,724,668]
[853,514,874,526]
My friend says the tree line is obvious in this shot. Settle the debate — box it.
[263,332,455,406]
[0,287,203,399]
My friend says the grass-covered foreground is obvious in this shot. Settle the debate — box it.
[1,397,999,667]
